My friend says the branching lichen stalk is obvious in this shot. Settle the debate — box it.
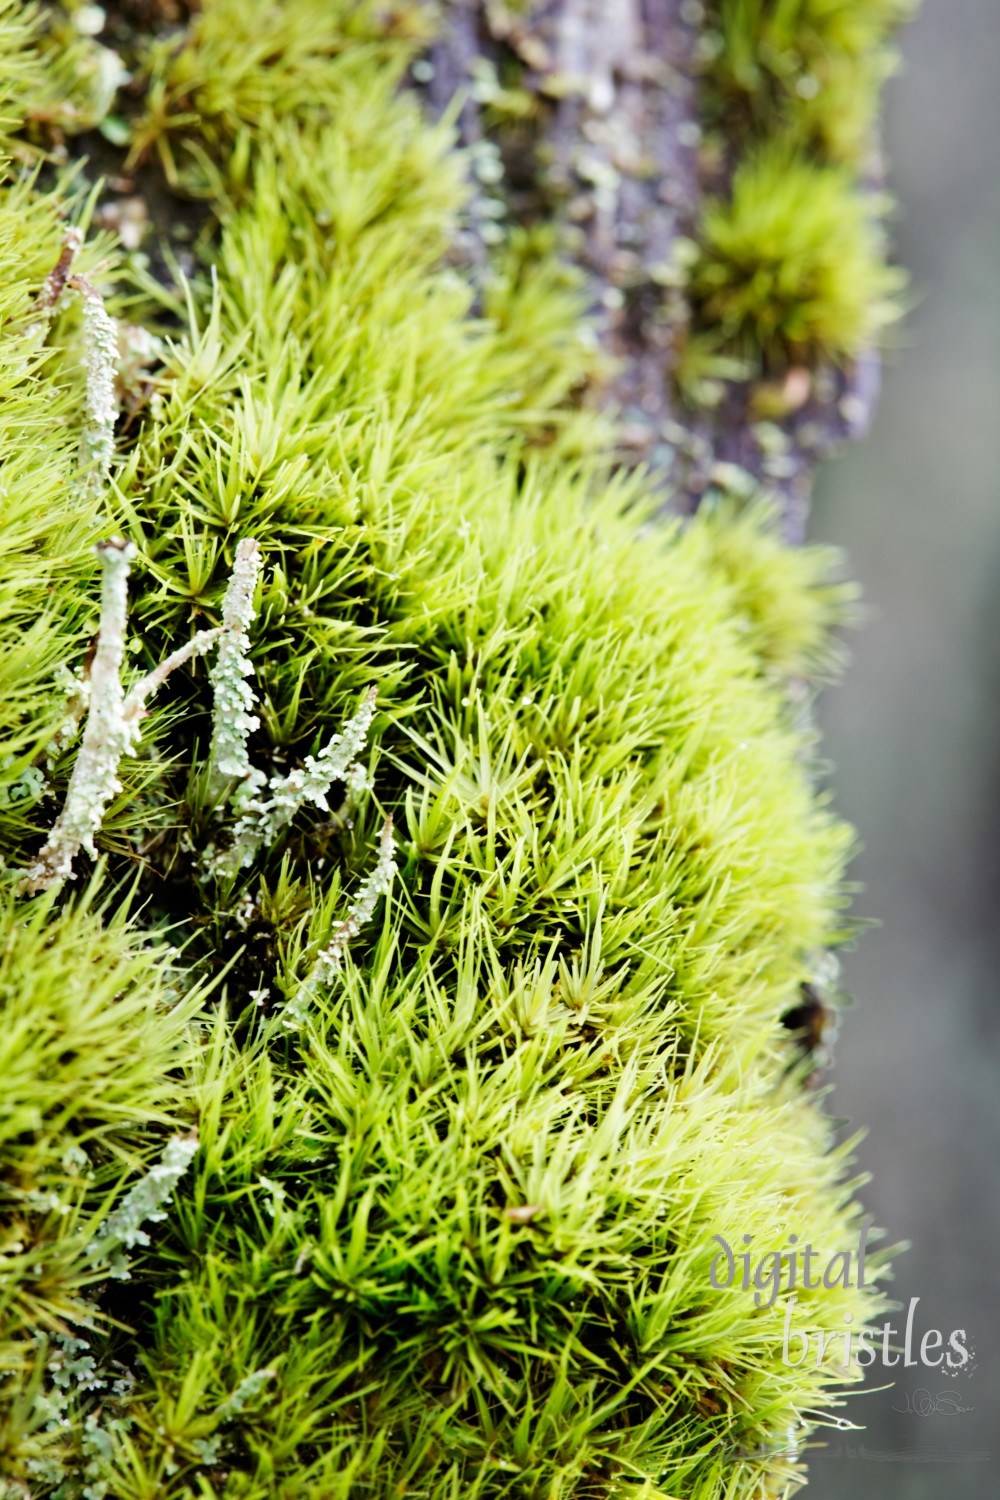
[310,814,397,982]
[22,546,222,894]
[89,1133,200,1277]
[208,537,264,797]
[215,1367,277,1422]
[211,685,378,878]
[283,815,398,1029]
[123,628,223,725]
[22,540,135,893]
[70,274,119,501]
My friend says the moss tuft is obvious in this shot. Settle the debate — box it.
[690,143,905,365]
[705,0,917,163]
[686,0,914,381]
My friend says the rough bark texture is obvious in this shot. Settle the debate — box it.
[421,0,887,540]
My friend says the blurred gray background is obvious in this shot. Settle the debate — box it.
[808,0,1000,1494]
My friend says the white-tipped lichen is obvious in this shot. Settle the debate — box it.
[21,541,136,893]
[283,816,397,1029]
[325,758,370,833]
[18,527,351,890]
[0,758,46,809]
[215,1367,277,1422]
[90,1133,199,1275]
[248,685,378,840]
[45,662,92,766]
[311,815,397,981]
[314,816,401,978]
[27,238,121,502]
[209,685,378,878]
[22,545,222,894]
[71,275,120,499]
[123,627,221,726]
[208,538,264,796]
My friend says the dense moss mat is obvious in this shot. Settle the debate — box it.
[0,4,892,1497]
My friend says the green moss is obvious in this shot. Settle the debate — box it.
[693,497,858,679]
[0,0,128,154]
[689,143,905,366]
[705,0,916,163]
[129,0,436,192]
[0,4,896,1496]
[687,0,914,378]
[0,885,201,1484]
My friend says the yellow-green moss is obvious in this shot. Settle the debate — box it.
[706,0,916,163]
[0,4,895,1497]
[690,143,905,366]
[689,0,915,374]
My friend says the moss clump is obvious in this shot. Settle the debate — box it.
[690,143,905,366]
[0,4,893,1497]
[692,498,858,678]
[0,887,200,1484]
[705,0,916,164]
[129,0,435,191]
[688,0,914,374]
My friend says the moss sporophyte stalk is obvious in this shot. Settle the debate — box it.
[0,1,913,1496]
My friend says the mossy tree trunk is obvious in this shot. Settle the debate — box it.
[0,2,913,1494]
[422,0,897,541]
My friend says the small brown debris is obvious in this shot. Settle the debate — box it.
[503,1203,544,1224]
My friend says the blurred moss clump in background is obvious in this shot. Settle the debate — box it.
[692,0,915,371]
[690,142,905,367]
[704,0,917,163]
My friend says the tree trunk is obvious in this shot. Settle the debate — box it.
[420,0,895,541]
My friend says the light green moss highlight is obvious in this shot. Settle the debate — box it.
[0,4,896,1496]
[693,498,858,679]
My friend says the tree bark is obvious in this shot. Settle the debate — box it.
[420,0,886,541]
